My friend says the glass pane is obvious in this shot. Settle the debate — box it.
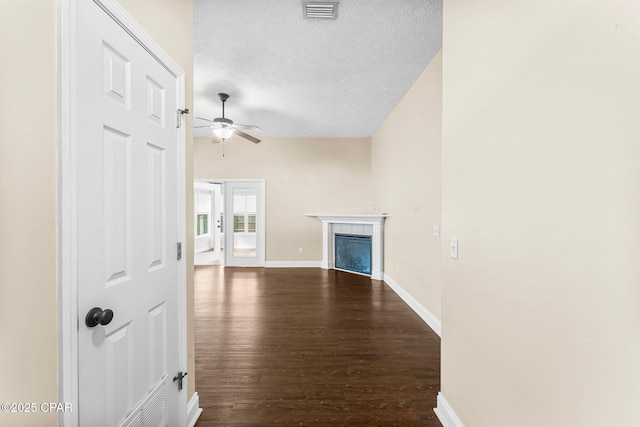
[232,188,257,258]
[197,214,208,236]
[233,194,246,213]
[246,195,257,213]
[197,192,211,213]
[233,215,245,233]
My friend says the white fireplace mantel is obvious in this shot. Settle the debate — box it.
[306,213,388,280]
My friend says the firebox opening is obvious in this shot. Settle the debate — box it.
[334,233,372,276]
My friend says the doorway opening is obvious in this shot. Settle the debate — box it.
[193,179,265,267]
[194,181,223,266]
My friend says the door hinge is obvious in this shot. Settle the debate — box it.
[177,242,182,261]
[173,371,187,391]
[177,108,189,128]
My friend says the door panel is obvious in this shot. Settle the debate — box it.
[103,126,132,284]
[148,302,168,388]
[105,324,134,426]
[76,1,180,425]
[147,144,166,270]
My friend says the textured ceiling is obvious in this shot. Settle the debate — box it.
[194,0,442,138]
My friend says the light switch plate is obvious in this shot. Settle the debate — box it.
[433,225,440,237]
[450,238,459,260]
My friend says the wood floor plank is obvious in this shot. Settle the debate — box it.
[195,267,442,426]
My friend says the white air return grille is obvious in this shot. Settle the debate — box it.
[303,1,338,19]
[119,381,168,427]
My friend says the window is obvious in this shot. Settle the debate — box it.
[234,214,245,232]
[196,214,208,236]
[232,192,257,234]
[195,190,212,237]
[232,214,257,233]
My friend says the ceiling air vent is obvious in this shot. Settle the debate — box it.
[303,1,338,20]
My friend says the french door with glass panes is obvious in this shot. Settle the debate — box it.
[224,180,265,266]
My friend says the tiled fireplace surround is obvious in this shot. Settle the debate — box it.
[306,214,388,280]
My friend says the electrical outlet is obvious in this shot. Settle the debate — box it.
[433,225,440,237]
[299,247,304,254]
[450,238,459,260]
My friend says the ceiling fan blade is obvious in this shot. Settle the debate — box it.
[234,129,261,144]
[194,125,216,128]
[195,116,215,122]
[233,124,262,132]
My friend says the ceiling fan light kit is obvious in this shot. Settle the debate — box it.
[213,126,234,139]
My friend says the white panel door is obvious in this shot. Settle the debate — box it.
[224,181,265,267]
[75,1,182,425]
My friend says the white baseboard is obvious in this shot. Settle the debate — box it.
[265,260,322,268]
[187,392,203,427]
[383,274,441,337]
[434,392,465,427]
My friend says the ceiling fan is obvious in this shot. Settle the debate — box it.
[195,93,261,144]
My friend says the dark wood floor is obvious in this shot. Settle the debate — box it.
[194,267,442,426]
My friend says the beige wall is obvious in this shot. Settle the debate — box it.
[371,51,442,320]
[0,1,193,426]
[0,2,58,426]
[442,1,640,425]
[194,137,373,261]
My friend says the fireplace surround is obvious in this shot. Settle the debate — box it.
[306,213,388,280]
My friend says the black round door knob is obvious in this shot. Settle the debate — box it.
[85,307,114,327]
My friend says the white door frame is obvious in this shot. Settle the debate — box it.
[194,184,213,254]
[194,181,221,260]
[58,1,188,425]
[211,185,222,256]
